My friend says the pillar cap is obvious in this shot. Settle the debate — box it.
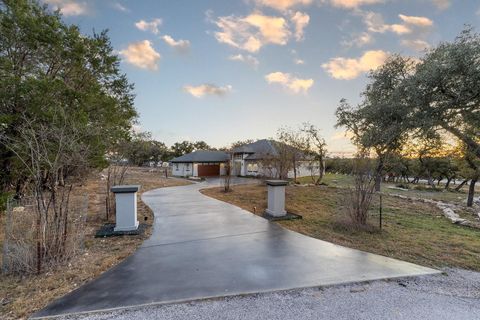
[111,185,141,193]
[265,180,288,186]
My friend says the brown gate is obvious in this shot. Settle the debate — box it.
[197,164,220,177]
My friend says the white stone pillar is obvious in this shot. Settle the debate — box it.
[265,180,288,217]
[111,185,140,232]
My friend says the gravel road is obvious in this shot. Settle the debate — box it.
[59,268,480,320]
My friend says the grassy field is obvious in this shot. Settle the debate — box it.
[0,167,190,320]
[297,173,476,205]
[201,181,480,272]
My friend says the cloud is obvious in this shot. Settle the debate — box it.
[183,84,232,98]
[113,2,129,12]
[401,39,431,51]
[161,35,191,53]
[398,14,433,27]
[265,72,314,93]
[362,11,411,34]
[290,11,310,41]
[44,0,89,16]
[228,54,260,68]
[294,58,305,64]
[135,18,162,34]
[119,40,161,71]
[431,0,450,10]
[212,12,290,52]
[322,50,389,80]
[251,0,313,11]
[342,32,374,47]
[362,12,433,36]
[329,0,384,9]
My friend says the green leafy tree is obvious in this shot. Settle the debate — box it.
[336,55,415,191]
[0,0,137,195]
[405,28,480,160]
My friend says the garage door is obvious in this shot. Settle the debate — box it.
[198,164,220,177]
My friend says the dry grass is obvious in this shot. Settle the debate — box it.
[0,167,190,319]
[201,184,480,271]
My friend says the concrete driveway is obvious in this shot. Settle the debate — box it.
[34,177,439,318]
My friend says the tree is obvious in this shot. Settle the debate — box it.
[302,123,327,185]
[193,141,211,151]
[0,0,137,196]
[0,0,137,273]
[336,55,415,191]
[277,127,309,183]
[170,140,212,158]
[404,28,480,161]
[171,141,195,158]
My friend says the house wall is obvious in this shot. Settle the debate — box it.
[172,163,194,177]
[220,163,227,176]
[172,162,228,177]
[238,160,320,179]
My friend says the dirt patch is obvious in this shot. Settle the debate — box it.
[201,184,480,272]
[0,167,190,319]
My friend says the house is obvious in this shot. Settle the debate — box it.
[231,139,278,177]
[170,139,320,179]
[232,139,317,178]
[170,150,230,177]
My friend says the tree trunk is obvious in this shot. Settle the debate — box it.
[467,177,478,207]
[445,177,453,189]
[455,179,468,191]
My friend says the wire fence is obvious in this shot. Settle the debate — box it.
[2,194,88,275]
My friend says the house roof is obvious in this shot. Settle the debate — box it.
[232,139,280,160]
[170,150,230,163]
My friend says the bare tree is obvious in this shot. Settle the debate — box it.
[302,123,327,185]
[222,160,232,192]
[0,113,88,274]
[277,128,310,183]
[347,152,378,226]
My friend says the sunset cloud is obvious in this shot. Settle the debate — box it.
[330,0,384,9]
[265,72,314,93]
[362,12,433,36]
[398,14,433,27]
[44,0,89,16]
[291,11,310,41]
[120,40,161,71]
[183,84,232,98]
[135,18,162,34]
[252,0,313,11]
[228,54,260,68]
[213,12,290,52]
[322,50,389,80]
[363,12,411,34]
[161,35,190,53]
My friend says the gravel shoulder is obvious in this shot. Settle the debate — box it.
[60,268,480,320]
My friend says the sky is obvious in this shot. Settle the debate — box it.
[43,0,480,154]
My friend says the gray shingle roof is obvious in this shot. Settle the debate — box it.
[232,139,279,160]
[170,150,230,163]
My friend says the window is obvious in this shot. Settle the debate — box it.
[175,163,179,170]
[247,163,258,172]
